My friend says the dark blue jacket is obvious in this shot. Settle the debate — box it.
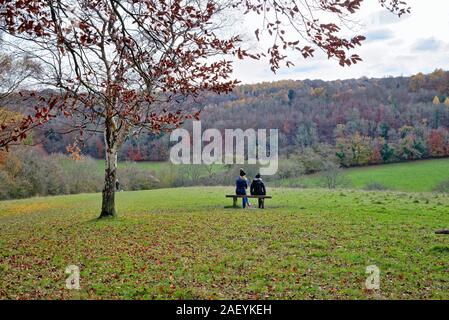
[235,177,248,195]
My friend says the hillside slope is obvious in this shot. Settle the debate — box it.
[3,70,449,165]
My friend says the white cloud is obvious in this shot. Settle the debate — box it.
[232,0,449,83]
[365,29,395,43]
[412,38,443,52]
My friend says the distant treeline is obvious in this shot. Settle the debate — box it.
[3,69,449,167]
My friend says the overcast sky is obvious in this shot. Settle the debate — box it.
[231,0,449,84]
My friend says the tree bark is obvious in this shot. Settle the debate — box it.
[100,146,117,218]
[99,119,119,218]
[99,115,128,218]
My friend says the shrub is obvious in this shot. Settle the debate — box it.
[433,179,449,193]
[275,159,304,180]
[180,164,203,185]
[118,165,159,191]
[364,182,388,191]
[296,148,323,174]
[320,161,341,189]
[0,171,26,199]
[13,148,69,196]
[56,155,103,194]
[156,164,184,188]
[0,148,105,199]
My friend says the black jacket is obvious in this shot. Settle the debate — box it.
[250,178,266,195]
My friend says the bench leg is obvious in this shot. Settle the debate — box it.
[232,197,238,208]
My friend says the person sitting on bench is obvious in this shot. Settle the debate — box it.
[235,169,251,208]
[250,173,266,209]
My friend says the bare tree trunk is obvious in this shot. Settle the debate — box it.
[99,115,128,218]
[100,146,117,218]
[100,120,118,218]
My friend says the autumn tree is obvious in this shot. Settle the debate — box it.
[0,0,410,218]
[369,138,383,164]
[336,131,371,167]
[1,0,243,217]
[409,72,425,92]
[398,125,426,160]
[433,96,441,105]
[427,128,448,157]
[0,108,23,165]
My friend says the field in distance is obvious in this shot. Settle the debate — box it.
[91,157,449,193]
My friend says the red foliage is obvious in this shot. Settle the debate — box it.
[127,145,143,162]
[0,92,60,150]
[428,129,448,157]
[370,140,383,164]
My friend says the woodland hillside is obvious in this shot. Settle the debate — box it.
[2,69,449,167]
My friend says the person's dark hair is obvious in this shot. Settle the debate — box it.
[255,173,261,179]
[239,168,246,177]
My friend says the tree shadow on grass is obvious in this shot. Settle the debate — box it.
[431,245,449,254]
[83,216,122,225]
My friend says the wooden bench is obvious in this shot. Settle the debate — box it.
[226,195,272,208]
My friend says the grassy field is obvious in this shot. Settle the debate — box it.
[295,158,449,192]
[1,187,448,299]
[346,158,449,191]
[93,158,449,193]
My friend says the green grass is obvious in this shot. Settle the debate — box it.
[90,159,166,173]
[1,187,448,299]
[345,158,449,192]
[283,158,449,192]
[114,161,167,172]
[86,157,449,192]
